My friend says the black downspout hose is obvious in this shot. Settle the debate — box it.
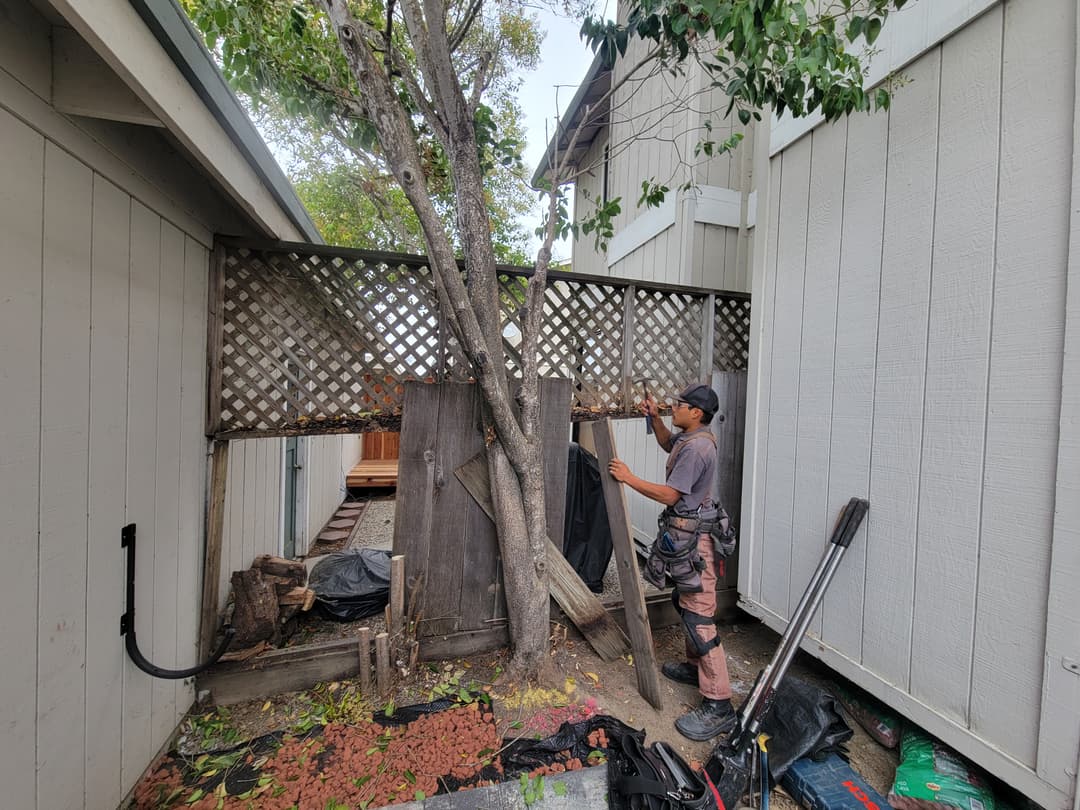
[121,523,235,679]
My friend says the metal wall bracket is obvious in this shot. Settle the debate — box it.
[120,522,234,679]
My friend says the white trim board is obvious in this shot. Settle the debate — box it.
[606,185,752,266]
[607,195,676,265]
[739,597,1069,810]
[770,0,1000,156]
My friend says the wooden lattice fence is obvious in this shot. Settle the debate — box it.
[208,239,751,438]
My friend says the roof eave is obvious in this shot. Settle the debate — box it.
[531,52,612,187]
[129,0,322,243]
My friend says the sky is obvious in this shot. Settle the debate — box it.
[514,4,607,261]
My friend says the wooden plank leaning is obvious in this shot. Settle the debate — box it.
[592,419,663,710]
[198,439,229,660]
[453,453,629,662]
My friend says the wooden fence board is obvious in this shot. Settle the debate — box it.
[424,383,479,636]
[593,420,663,709]
[393,381,442,603]
[454,453,629,661]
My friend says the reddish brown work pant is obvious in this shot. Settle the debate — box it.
[678,534,733,701]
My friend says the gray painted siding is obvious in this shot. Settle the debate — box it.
[216,433,362,608]
[741,1,1077,805]
[0,103,211,807]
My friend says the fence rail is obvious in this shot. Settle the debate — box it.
[209,239,750,438]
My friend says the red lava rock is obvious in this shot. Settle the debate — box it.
[131,703,503,810]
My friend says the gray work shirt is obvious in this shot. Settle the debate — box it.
[665,427,716,513]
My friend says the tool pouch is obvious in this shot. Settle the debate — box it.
[708,506,737,559]
[645,511,707,594]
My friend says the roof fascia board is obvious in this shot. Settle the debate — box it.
[532,52,611,186]
[48,0,321,242]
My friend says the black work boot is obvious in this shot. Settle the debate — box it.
[661,662,699,687]
[674,698,737,741]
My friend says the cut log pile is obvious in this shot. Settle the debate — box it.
[224,555,316,655]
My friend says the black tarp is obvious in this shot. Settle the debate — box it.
[562,443,614,593]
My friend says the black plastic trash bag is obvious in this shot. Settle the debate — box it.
[501,715,641,776]
[758,677,853,782]
[562,443,614,593]
[308,548,391,621]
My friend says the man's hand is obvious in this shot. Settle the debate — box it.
[608,458,632,483]
[643,395,659,418]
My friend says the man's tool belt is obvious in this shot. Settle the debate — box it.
[643,506,737,593]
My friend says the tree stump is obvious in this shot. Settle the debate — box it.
[230,569,280,648]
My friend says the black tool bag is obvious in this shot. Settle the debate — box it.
[611,735,720,810]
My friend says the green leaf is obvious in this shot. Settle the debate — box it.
[186,789,205,805]
[404,769,416,785]
[846,16,864,41]
[865,17,883,44]
[738,108,751,125]
[554,782,567,796]
[415,790,426,801]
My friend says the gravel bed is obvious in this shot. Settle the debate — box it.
[348,497,396,551]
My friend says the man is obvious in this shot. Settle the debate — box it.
[607,383,737,740]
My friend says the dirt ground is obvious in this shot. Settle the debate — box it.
[172,613,899,809]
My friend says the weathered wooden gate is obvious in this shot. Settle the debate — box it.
[391,379,571,656]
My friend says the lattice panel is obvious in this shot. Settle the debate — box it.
[714,295,751,372]
[213,244,753,435]
[498,276,627,410]
[220,247,445,432]
[630,288,705,406]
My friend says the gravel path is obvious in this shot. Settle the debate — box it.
[348,498,396,551]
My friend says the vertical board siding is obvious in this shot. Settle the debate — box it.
[177,236,208,723]
[969,0,1072,765]
[758,136,811,612]
[37,143,93,810]
[218,438,283,610]
[747,0,1079,800]
[740,150,783,601]
[85,176,131,808]
[152,222,185,746]
[789,122,846,640]
[0,27,219,804]
[0,108,43,810]
[911,7,1002,723]
[863,52,940,688]
[122,200,161,791]
[1037,0,1080,791]
[820,106,888,658]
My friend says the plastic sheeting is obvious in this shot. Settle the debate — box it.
[308,548,392,621]
[562,443,614,593]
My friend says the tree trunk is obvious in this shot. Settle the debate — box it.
[487,438,549,676]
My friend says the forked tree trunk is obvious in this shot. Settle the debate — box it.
[321,0,554,676]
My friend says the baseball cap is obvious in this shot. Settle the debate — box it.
[677,383,719,417]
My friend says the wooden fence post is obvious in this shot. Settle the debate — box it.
[375,632,391,697]
[390,555,405,636]
[621,285,637,413]
[358,627,372,695]
[199,439,229,659]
